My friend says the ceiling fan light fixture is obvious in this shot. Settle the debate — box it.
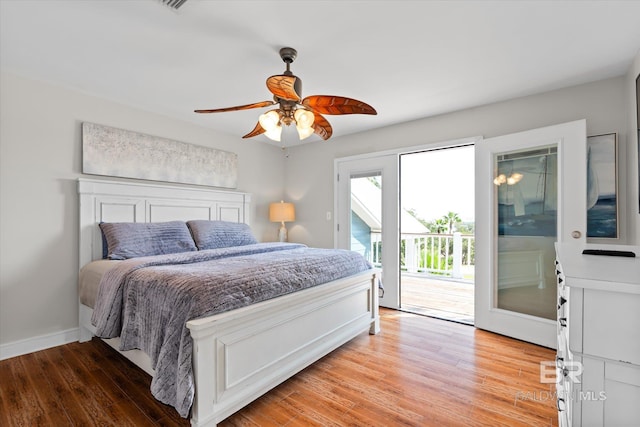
[259,110,282,141]
[259,110,280,130]
[263,124,282,141]
[294,108,315,140]
[296,125,314,140]
[194,47,377,143]
[294,108,314,128]
[264,126,282,142]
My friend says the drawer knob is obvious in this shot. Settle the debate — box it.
[557,297,567,309]
[557,397,566,412]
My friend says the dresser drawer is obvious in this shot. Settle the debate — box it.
[583,289,640,365]
[604,362,640,426]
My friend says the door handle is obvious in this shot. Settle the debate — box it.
[571,230,581,239]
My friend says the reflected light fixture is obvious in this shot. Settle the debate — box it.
[493,172,523,186]
[269,200,296,242]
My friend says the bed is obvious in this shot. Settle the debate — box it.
[77,178,380,427]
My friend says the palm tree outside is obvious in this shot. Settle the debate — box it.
[428,218,448,234]
[443,211,462,233]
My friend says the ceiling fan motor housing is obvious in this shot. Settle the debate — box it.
[279,47,297,64]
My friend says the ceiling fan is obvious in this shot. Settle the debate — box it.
[195,47,377,142]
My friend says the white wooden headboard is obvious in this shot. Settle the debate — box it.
[78,178,251,267]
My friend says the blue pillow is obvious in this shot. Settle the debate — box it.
[100,222,108,259]
[187,220,257,250]
[99,221,197,260]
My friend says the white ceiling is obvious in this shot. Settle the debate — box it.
[2,0,640,147]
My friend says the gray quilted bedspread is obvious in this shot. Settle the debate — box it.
[91,242,372,418]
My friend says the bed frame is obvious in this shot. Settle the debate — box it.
[77,178,380,426]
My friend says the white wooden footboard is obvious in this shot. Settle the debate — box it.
[187,270,380,427]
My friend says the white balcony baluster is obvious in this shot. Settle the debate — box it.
[369,232,474,279]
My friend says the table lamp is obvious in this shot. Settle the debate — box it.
[269,200,295,242]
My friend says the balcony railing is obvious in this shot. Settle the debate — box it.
[370,232,475,279]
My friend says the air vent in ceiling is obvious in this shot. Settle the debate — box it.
[161,0,188,10]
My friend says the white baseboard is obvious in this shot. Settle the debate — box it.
[0,328,79,360]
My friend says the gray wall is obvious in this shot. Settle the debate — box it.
[2,61,638,350]
[284,75,638,248]
[0,72,286,346]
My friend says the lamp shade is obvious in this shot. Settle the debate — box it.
[296,125,314,140]
[269,201,295,223]
[259,110,283,141]
[294,108,314,128]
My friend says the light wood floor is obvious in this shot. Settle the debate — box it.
[401,274,475,324]
[0,309,558,426]
[401,275,558,323]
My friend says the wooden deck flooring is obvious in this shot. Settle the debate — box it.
[401,274,475,324]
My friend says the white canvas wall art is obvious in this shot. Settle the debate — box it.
[82,122,237,188]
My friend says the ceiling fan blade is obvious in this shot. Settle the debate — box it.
[302,95,377,115]
[195,100,275,113]
[266,75,301,101]
[312,113,333,140]
[242,121,266,139]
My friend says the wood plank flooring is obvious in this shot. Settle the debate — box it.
[401,274,558,323]
[400,274,474,324]
[0,309,558,426]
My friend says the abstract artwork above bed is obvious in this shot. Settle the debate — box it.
[82,122,238,188]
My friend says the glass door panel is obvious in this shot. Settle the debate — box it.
[496,147,558,320]
[349,174,382,266]
[335,155,399,309]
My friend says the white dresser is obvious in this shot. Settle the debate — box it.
[555,244,640,427]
